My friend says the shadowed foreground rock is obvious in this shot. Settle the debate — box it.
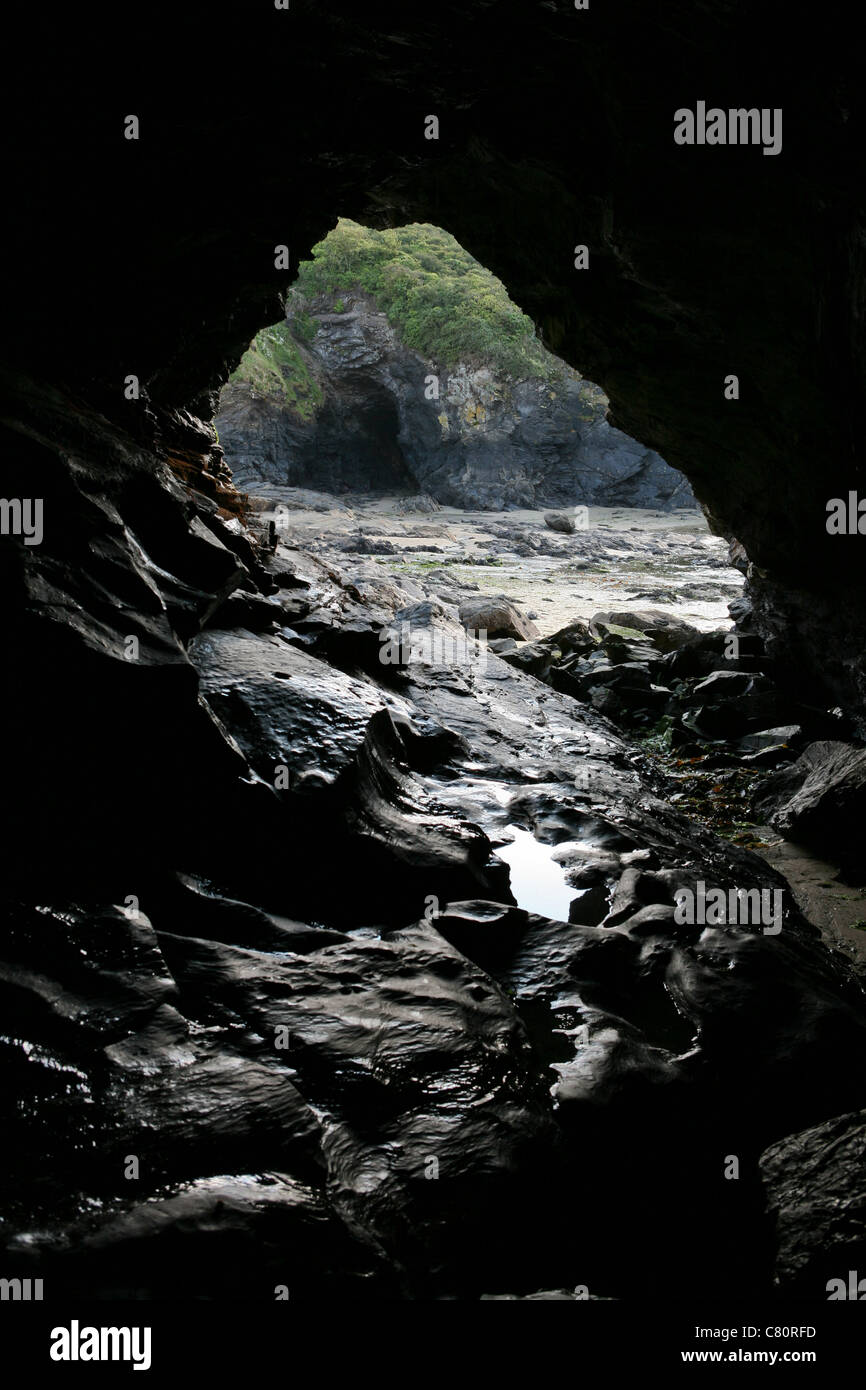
[754,742,866,879]
[1,423,865,1296]
[760,1110,866,1298]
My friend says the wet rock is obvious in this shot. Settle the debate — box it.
[6,0,866,1306]
[738,726,803,753]
[754,741,866,874]
[36,1173,386,1301]
[497,639,554,678]
[736,725,805,766]
[204,588,284,633]
[692,669,754,700]
[681,687,785,740]
[189,627,393,790]
[760,1109,866,1297]
[654,628,767,682]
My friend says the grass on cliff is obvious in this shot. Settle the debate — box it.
[230,322,323,419]
[293,219,561,381]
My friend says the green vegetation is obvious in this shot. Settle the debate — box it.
[293,219,561,381]
[229,321,323,420]
[292,307,317,343]
[230,217,598,418]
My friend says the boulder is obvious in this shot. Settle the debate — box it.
[681,689,784,740]
[760,1109,866,1297]
[547,619,596,657]
[589,608,699,653]
[692,669,754,699]
[458,595,539,641]
[738,725,803,753]
[754,740,866,867]
[544,511,576,534]
[498,639,554,677]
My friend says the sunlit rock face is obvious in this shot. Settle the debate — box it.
[216,291,694,510]
[0,0,865,1301]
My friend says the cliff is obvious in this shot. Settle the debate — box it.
[217,281,695,511]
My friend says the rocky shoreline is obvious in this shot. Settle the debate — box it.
[4,449,865,1300]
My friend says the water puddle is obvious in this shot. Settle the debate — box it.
[493,825,577,921]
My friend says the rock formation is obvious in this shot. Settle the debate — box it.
[217,291,695,510]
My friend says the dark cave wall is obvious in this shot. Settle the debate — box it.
[2,0,864,703]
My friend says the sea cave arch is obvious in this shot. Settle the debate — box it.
[5,3,862,709]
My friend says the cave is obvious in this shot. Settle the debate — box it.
[311,377,416,494]
[234,361,419,496]
[1,0,865,1343]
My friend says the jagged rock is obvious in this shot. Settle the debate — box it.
[692,669,755,700]
[589,608,699,654]
[204,588,284,633]
[393,598,456,627]
[654,629,767,681]
[264,549,314,590]
[681,689,784,740]
[338,535,399,555]
[754,741,866,870]
[497,639,554,677]
[738,725,803,753]
[547,619,597,656]
[760,1109,866,1297]
[393,493,442,514]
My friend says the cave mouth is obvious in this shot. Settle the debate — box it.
[307,369,419,496]
[4,1,866,1317]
